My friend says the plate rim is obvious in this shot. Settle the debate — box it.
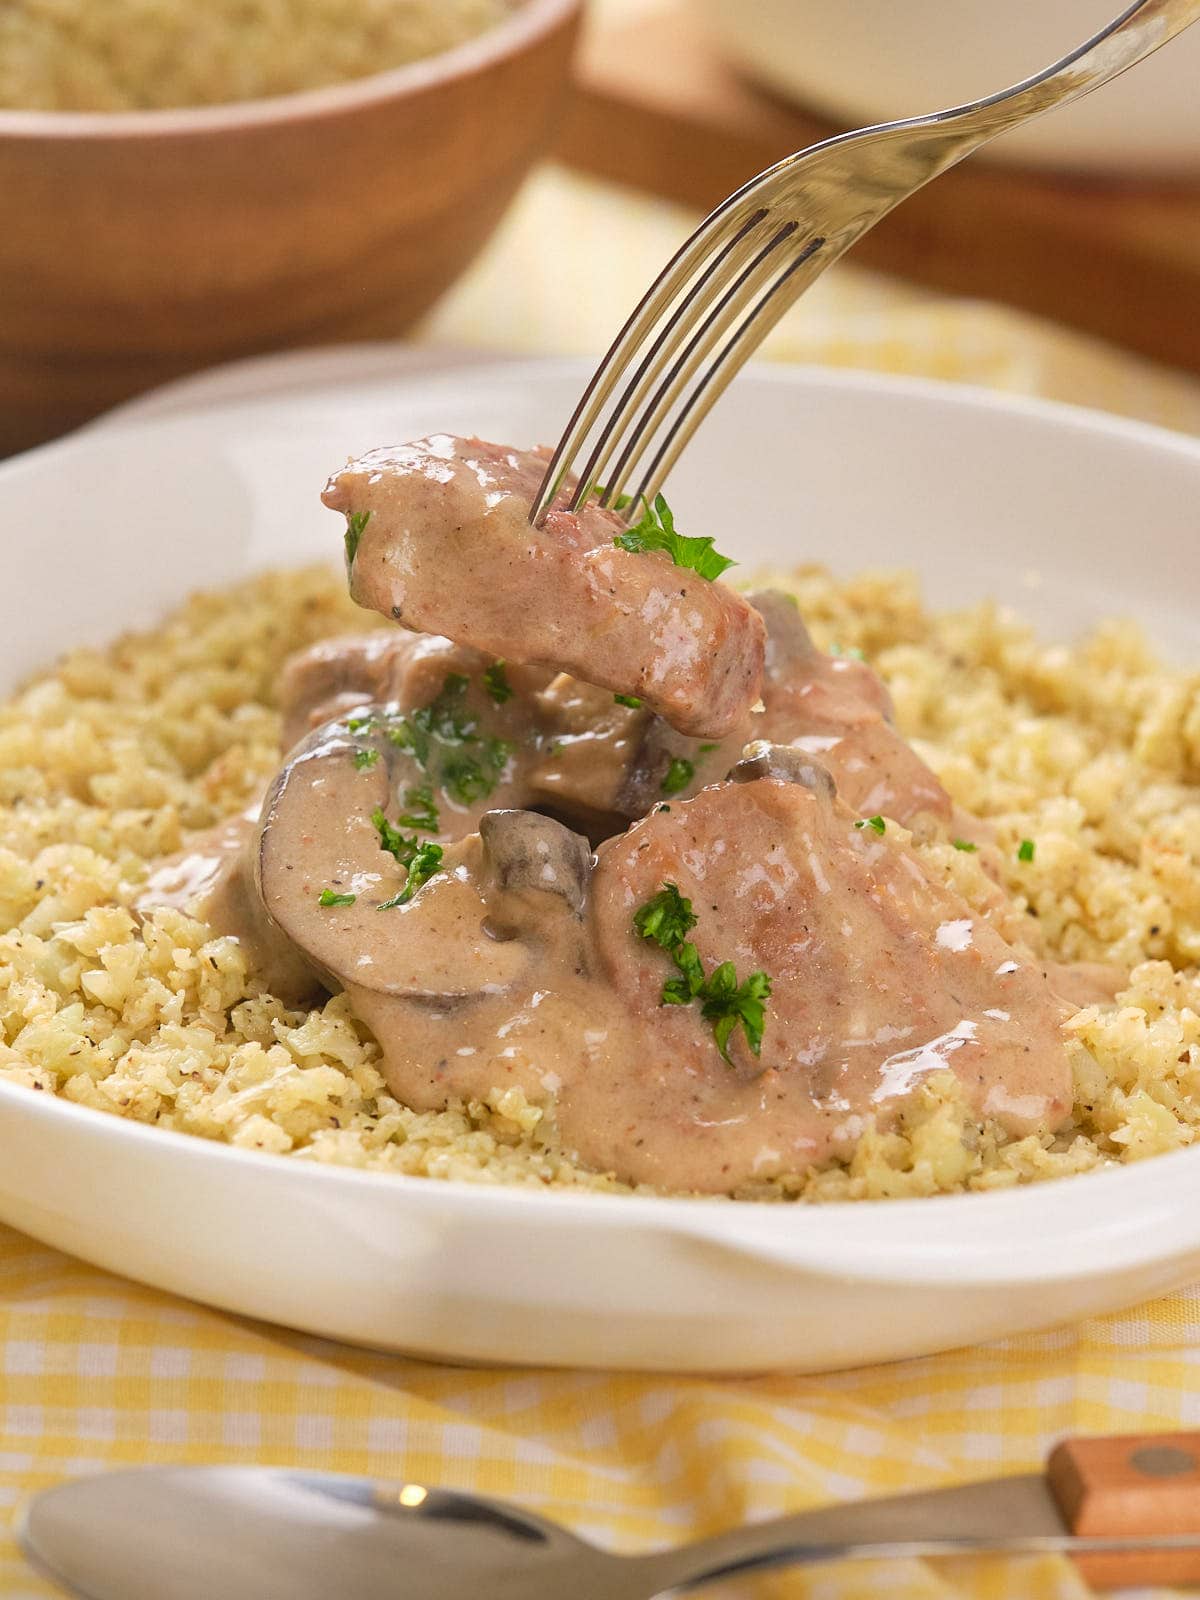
[46,342,1200,474]
[3,1064,1200,1285]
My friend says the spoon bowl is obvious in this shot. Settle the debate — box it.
[19,1467,636,1600]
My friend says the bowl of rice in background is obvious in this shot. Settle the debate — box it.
[0,0,582,454]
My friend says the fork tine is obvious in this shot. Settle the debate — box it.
[573,208,776,514]
[528,190,783,525]
[596,219,801,512]
[630,233,832,509]
[526,199,764,524]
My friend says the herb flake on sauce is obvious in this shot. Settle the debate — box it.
[613,493,736,582]
[378,841,444,910]
[396,784,439,833]
[372,807,420,867]
[344,509,370,568]
[368,673,511,812]
[318,889,356,908]
[634,883,772,1064]
[662,756,695,795]
[483,661,512,704]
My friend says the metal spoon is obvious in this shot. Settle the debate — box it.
[19,1463,1200,1598]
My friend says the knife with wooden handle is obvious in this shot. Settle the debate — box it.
[1048,1432,1200,1588]
[633,1431,1200,1593]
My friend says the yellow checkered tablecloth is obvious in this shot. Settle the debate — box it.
[5,162,1200,1600]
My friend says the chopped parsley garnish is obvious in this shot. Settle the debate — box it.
[318,889,356,908]
[397,784,439,833]
[377,841,444,910]
[364,672,511,813]
[412,673,473,745]
[613,493,735,582]
[662,756,695,795]
[441,739,512,806]
[855,815,886,834]
[372,807,419,866]
[698,742,718,754]
[442,754,494,806]
[699,964,772,1063]
[483,661,512,704]
[952,838,978,853]
[344,509,370,568]
[347,711,379,735]
[353,748,379,771]
[385,718,429,766]
[634,883,771,1065]
[372,805,444,908]
[1018,838,1036,862]
[634,883,697,950]
[829,642,866,661]
[614,693,643,710]
[483,736,512,772]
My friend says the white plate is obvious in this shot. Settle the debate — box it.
[4,349,1200,1372]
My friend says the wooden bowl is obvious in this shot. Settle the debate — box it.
[0,0,582,455]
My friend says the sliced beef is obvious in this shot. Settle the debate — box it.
[322,434,765,739]
[581,757,1073,1189]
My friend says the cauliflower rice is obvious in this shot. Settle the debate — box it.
[0,0,509,113]
[3,563,1200,1201]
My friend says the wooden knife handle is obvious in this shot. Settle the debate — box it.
[1048,1432,1200,1589]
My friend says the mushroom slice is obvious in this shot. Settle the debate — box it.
[479,810,592,921]
[254,719,524,1000]
[746,589,822,684]
[278,631,421,753]
[278,631,555,757]
[323,434,765,738]
[730,741,837,799]
[748,588,894,721]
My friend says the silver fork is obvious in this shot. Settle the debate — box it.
[529,0,1200,527]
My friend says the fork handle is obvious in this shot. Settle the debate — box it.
[1049,1431,1200,1588]
[940,0,1200,147]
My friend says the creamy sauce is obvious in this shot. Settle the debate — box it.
[137,812,318,1006]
